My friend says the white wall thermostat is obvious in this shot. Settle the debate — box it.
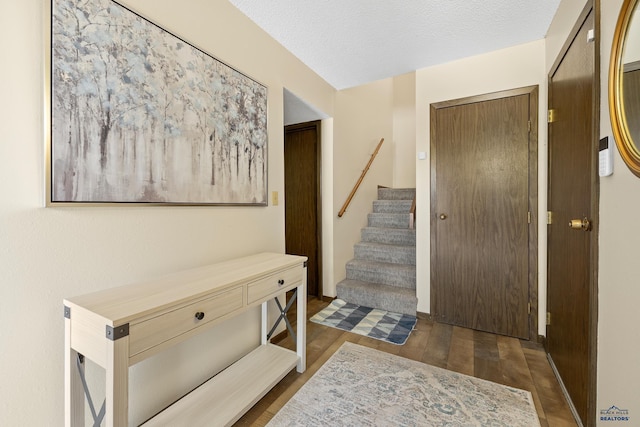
[599,136,613,177]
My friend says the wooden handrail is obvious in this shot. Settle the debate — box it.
[338,138,385,218]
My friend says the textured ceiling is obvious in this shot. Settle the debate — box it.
[229,0,562,90]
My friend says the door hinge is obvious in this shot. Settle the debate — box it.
[528,302,531,314]
[546,312,551,325]
[528,120,532,132]
[527,211,531,224]
[547,211,553,224]
[548,109,556,123]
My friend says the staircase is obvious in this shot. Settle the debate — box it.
[336,188,417,316]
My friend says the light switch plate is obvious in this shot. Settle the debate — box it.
[272,191,279,206]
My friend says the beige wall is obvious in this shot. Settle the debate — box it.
[0,0,335,425]
[331,79,395,294]
[392,72,418,188]
[5,0,639,424]
[598,0,640,423]
[321,118,336,297]
[414,40,548,329]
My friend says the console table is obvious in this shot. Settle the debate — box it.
[64,252,307,427]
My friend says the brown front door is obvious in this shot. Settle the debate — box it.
[285,121,321,297]
[430,87,538,339]
[547,7,598,425]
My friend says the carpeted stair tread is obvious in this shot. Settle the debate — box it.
[377,188,416,201]
[361,227,416,246]
[346,259,416,288]
[372,199,414,213]
[367,212,411,228]
[354,241,415,265]
[336,279,417,316]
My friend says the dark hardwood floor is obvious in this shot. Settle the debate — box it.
[235,297,578,427]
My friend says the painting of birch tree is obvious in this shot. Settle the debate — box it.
[51,0,268,204]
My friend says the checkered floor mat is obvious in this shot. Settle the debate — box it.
[310,299,417,345]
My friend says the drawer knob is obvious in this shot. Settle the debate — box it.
[278,279,285,286]
[194,311,205,321]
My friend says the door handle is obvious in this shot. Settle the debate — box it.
[439,213,447,220]
[568,217,591,231]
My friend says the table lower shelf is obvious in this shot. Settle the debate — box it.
[142,344,298,427]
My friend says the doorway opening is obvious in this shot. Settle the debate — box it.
[285,121,322,297]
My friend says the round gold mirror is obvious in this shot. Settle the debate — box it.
[610,0,640,176]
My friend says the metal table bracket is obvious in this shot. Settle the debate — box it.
[266,288,298,344]
[76,354,106,427]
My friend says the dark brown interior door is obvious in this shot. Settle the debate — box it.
[431,87,537,339]
[547,7,597,426]
[285,122,321,297]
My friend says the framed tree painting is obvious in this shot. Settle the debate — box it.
[46,0,268,205]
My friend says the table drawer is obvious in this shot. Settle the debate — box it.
[129,286,243,357]
[247,266,302,304]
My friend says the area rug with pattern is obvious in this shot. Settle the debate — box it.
[310,299,417,345]
[266,342,541,427]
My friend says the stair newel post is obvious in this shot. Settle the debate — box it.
[409,195,416,229]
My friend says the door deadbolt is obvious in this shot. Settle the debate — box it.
[568,217,591,231]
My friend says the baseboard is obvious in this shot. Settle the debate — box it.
[417,311,432,321]
[547,354,584,427]
[537,334,546,346]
